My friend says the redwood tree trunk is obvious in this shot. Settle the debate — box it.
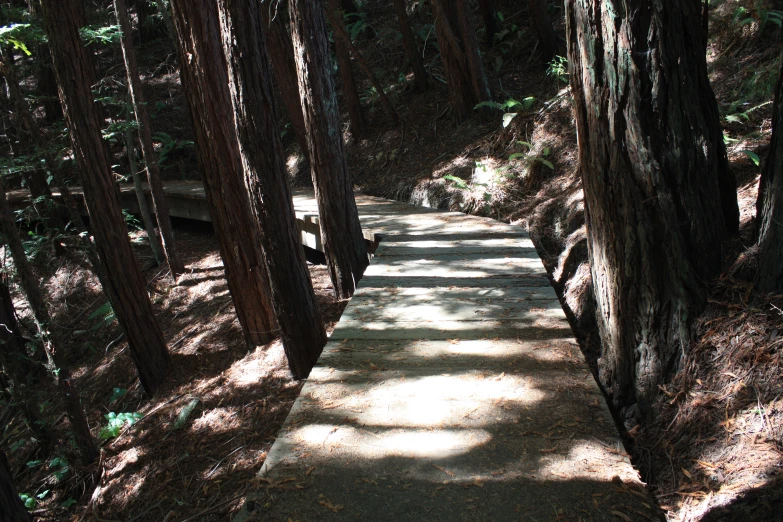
[431,0,491,122]
[259,4,310,158]
[0,448,31,522]
[329,0,366,138]
[478,0,501,47]
[217,0,327,379]
[41,0,171,396]
[566,0,739,417]
[290,0,368,299]
[326,4,399,124]
[393,0,427,92]
[0,178,98,463]
[169,0,278,346]
[114,0,185,276]
[756,54,783,293]
[528,0,559,64]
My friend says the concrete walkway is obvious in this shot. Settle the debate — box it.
[233,193,661,521]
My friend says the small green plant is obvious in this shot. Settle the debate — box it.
[79,24,122,46]
[100,412,143,439]
[475,97,536,128]
[344,11,372,41]
[153,132,195,167]
[509,141,554,170]
[741,150,761,166]
[547,56,569,84]
[19,493,37,510]
[443,174,470,190]
[89,301,116,333]
[733,5,783,29]
[109,387,128,404]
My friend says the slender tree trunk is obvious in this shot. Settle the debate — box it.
[41,0,171,396]
[155,0,177,45]
[290,0,368,299]
[528,0,559,64]
[259,3,310,159]
[125,103,164,265]
[0,275,51,451]
[565,0,739,417]
[478,0,501,47]
[393,0,427,92]
[326,4,399,124]
[756,54,783,293]
[169,0,278,346]
[329,0,366,137]
[431,0,491,122]
[0,179,98,463]
[0,448,31,522]
[114,0,184,276]
[0,48,51,199]
[217,0,327,379]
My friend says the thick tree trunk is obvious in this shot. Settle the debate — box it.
[756,55,783,293]
[478,0,501,47]
[528,0,559,64]
[0,179,98,463]
[41,0,171,396]
[326,4,399,124]
[0,448,31,522]
[217,0,327,379]
[169,0,278,346]
[393,0,427,92]
[329,0,366,137]
[125,104,165,265]
[290,0,368,299]
[259,3,310,159]
[36,45,63,124]
[566,0,739,417]
[431,0,491,122]
[114,0,184,276]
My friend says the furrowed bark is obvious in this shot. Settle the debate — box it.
[169,0,278,346]
[290,0,369,299]
[218,0,327,379]
[565,0,738,417]
[392,0,427,92]
[41,0,171,396]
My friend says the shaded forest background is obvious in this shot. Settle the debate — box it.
[1,0,782,520]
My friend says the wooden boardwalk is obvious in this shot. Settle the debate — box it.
[10,182,660,519]
[237,192,660,521]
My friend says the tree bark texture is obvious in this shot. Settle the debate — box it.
[0,179,98,463]
[41,0,171,396]
[756,54,783,293]
[393,0,427,92]
[290,0,369,299]
[0,448,31,522]
[217,0,327,379]
[328,0,366,137]
[566,0,739,416]
[169,0,278,345]
[326,4,399,124]
[114,0,184,276]
[431,0,491,122]
[528,0,559,64]
[259,2,310,158]
[478,0,501,47]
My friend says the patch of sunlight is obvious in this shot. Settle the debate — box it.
[223,341,289,390]
[190,406,242,435]
[104,446,146,481]
[380,238,536,249]
[304,371,546,428]
[534,440,642,484]
[292,424,492,460]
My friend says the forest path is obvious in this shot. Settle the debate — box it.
[235,192,661,521]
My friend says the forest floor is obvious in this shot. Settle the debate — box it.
[3,1,782,521]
